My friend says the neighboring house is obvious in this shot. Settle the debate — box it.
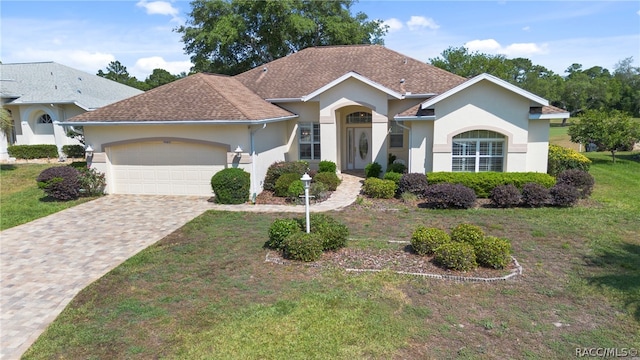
[0,62,143,160]
[63,45,569,197]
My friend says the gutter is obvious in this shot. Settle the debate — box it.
[58,114,299,126]
[393,115,436,121]
[250,124,267,202]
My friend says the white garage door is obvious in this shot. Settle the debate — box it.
[108,140,226,196]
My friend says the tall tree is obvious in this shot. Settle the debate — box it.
[145,69,179,89]
[176,0,387,75]
[613,57,640,117]
[429,46,511,79]
[97,60,131,83]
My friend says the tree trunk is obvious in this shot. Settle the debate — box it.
[611,150,617,163]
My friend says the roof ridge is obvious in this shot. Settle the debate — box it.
[201,73,259,120]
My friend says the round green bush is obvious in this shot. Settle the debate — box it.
[433,242,477,271]
[475,236,512,269]
[387,162,406,174]
[364,162,382,178]
[450,224,484,246]
[263,161,308,191]
[383,171,403,188]
[267,218,301,250]
[210,168,250,204]
[313,172,341,191]
[274,173,303,197]
[296,213,349,251]
[283,232,324,262]
[36,166,81,200]
[363,178,396,199]
[410,226,451,256]
[318,160,337,173]
[286,180,304,200]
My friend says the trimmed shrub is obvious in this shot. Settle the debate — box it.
[556,169,594,198]
[450,224,485,246]
[550,183,580,207]
[318,160,337,173]
[263,161,308,191]
[36,166,80,200]
[283,232,324,262]
[363,178,396,199]
[387,162,406,174]
[410,226,451,256]
[286,180,304,201]
[398,173,429,198]
[433,242,477,271]
[296,213,349,251]
[62,145,85,158]
[427,172,555,198]
[422,183,476,209]
[210,168,250,204]
[310,181,330,202]
[78,167,106,196]
[547,144,591,176]
[68,161,87,169]
[313,172,341,191]
[521,182,550,207]
[267,218,301,250]
[364,162,382,178]
[383,171,402,188]
[489,184,521,208]
[274,173,303,197]
[475,236,511,269]
[8,144,59,160]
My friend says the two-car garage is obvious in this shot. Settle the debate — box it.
[106,140,227,196]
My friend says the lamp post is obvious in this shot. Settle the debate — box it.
[85,145,94,168]
[300,172,312,233]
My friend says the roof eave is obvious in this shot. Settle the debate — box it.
[59,114,299,126]
[302,71,403,102]
[529,112,570,120]
[393,115,437,121]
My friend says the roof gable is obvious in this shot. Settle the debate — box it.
[67,73,296,123]
[301,71,403,101]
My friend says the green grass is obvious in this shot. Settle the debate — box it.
[23,149,640,359]
[0,164,97,230]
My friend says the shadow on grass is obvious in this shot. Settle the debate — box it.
[0,164,17,171]
[584,242,640,321]
[588,152,640,165]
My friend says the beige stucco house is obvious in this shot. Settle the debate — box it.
[0,62,143,160]
[63,45,568,197]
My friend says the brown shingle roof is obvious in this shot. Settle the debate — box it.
[541,105,569,115]
[234,45,467,99]
[68,73,295,123]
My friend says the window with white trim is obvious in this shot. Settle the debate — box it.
[299,123,320,160]
[389,123,404,148]
[452,130,505,172]
[38,114,53,123]
[346,112,372,124]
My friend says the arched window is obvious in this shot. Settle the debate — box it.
[38,114,53,124]
[452,130,505,172]
[346,112,371,124]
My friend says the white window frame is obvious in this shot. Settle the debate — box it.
[452,130,505,172]
[299,123,320,160]
[389,123,404,148]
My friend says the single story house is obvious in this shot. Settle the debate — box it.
[63,45,569,197]
[0,62,143,160]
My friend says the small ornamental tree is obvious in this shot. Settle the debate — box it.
[568,109,640,163]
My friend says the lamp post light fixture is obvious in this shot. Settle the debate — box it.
[300,172,312,233]
[234,145,243,157]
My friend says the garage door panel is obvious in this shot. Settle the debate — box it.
[109,141,226,196]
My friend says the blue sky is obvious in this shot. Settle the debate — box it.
[1,1,638,79]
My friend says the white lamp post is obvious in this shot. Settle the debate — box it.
[234,145,243,156]
[300,172,312,233]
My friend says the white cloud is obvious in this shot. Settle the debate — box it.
[136,0,178,16]
[383,18,404,32]
[133,56,192,77]
[522,26,531,32]
[10,47,115,74]
[465,39,548,57]
[637,9,640,16]
[407,16,440,31]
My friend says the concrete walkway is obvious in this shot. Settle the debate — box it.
[0,173,362,359]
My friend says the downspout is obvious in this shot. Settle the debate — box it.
[250,123,267,202]
[394,119,411,173]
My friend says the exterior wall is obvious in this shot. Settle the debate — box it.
[250,120,290,197]
[527,119,551,173]
[408,121,434,173]
[430,81,537,172]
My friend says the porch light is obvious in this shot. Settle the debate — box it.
[85,145,94,158]
[301,172,312,233]
[234,145,243,156]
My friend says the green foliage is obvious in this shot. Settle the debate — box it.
[410,226,451,256]
[283,232,324,262]
[556,169,595,198]
[521,182,550,207]
[422,183,476,209]
[362,178,396,199]
[318,160,337,173]
[364,162,382,178]
[313,172,340,191]
[68,161,87,169]
[383,171,402,188]
[36,166,80,200]
[177,0,387,75]
[267,218,301,250]
[547,144,592,176]
[8,145,59,159]
[568,110,640,162]
[475,236,512,269]
[61,145,85,158]
[433,242,478,271]
[274,173,303,197]
[398,173,428,198]
[1,106,13,140]
[309,181,330,202]
[550,184,580,207]
[286,180,304,200]
[210,168,250,204]
[296,213,349,251]
[427,172,556,198]
[264,161,308,191]
[450,224,485,246]
[77,168,106,196]
[387,162,406,174]
[489,184,521,208]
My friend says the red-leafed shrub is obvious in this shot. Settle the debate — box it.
[422,183,476,209]
[36,166,81,200]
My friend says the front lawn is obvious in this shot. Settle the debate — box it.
[0,164,97,230]
[23,151,640,359]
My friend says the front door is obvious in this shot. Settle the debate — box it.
[347,127,372,169]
